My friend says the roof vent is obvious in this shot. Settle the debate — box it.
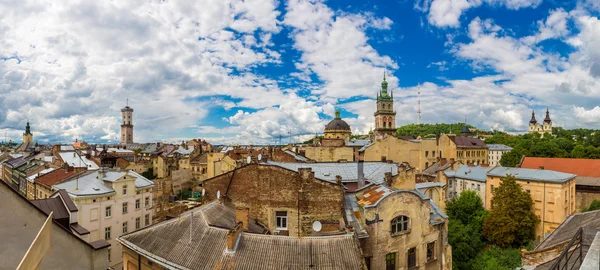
[93,188,100,191]
[323,172,330,176]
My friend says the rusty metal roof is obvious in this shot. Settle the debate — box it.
[118,201,364,270]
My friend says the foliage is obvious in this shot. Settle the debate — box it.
[396,123,476,138]
[582,200,600,212]
[470,246,522,270]
[141,167,154,180]
[483,176,538,248]
[446,191,489,270]
[486,127,600,165]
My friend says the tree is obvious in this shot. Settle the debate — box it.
[571,145,586,158]
[499,149,525,167]
[483,176,538,248]
[583,200,600,212]
[470,246,522,270]
[446,191,488,270]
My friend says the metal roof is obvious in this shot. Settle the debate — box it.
[487,144,513,151]
[53,170,153,197]
[345,139,370,147]
[283,150,310,162]
[487,167,576,183]
[118,201,364,270]
[58,152,99,170]
[444,165,489,183]
[266,161,398,184]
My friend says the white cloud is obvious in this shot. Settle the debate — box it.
[574,106,600,124]
[423,0,541,28]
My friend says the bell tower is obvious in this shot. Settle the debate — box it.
[374,72,397,137]
[121,100,134,144]
[23,121,33,144]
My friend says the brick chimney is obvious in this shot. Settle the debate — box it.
[440,158,447,166]
[480,163,489,168]
[226,222,242,253]
[539,166,544,170]
[335,175,342,185]
[357,160,365,188]
[235,207,249,231]
[384,172,393,187]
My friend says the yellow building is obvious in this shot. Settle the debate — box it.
[360,134,487,172]
[485,167,576,243]
[206,152,237,178]
[190,153,208,182]
[303,145,354,162]
[528,109,552,136]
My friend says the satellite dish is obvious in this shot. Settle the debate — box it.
[258,154,262,161]
[312,221,322,232]
[217,190,221,199]
[247,156,251,164]
[202,188,206,197]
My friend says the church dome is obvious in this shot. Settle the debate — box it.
[325,110,351,131]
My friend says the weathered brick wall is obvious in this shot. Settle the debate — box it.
[269,149,298,162]
[203,164,345,236]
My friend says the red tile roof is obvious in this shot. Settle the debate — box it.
[520,157,600,177]
[36,169,79,188]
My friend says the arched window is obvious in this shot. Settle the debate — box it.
[391,215,409,234]
[383,122,386,128]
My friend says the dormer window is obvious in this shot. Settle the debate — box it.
[391,215,409,235]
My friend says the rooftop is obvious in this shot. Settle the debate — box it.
[58,152,99,170]
[449,135,486,148]
[266,161,398,184]
[118,201,364,270]
[487,167,576,183]
[445,165,490,182]
[283,150,310,162]
[487,144,513,151]
[34,168,78,188]
[53,170,153,197]
[520,157,600,178]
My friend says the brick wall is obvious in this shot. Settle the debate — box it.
[203,164,345,236]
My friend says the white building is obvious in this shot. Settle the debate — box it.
[487,144,513,166]
[53,169,154,268]
[444,164,489,201]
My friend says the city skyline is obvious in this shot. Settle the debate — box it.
[1,0,600,144]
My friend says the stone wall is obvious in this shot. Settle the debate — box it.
[203,164,345,237]
[303,146,354,162]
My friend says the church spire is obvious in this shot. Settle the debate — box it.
[530,110,537,124]
[544,107,551,124]
[25,121,31,135]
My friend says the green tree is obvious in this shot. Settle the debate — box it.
[571,145,586,158]
[499,149,525,167]
[483,176,538,248]
[470,246,522,270]
[446,191,488,270]
[582,200,600,212]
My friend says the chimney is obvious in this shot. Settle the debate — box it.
[539,166,544,170]
[384,172,393,187]
[335,175,342,185]
[480,163,489,168]
[467,162,474,167]
[357,161,365,188]
[440,158,447,166]
[226,222,242,253]
[235,207,249,231]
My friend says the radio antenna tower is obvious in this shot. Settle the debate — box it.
[417,83,422,125]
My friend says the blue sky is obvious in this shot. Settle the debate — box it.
[1,0,600,144]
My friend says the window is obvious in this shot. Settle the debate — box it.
[145,214,150,226]
[427,242,435,262]
[145,197,150,207]
[391,215,409,234]
[276,211,288,229]
[123,222,128,234]
[105,227,111,240]
[407,247,417,268]
[105,206,112,218]
[425,151,429,157]
[432,151,436,157]
[122,202,128,214]
[385,253,396,270]
[136,199,140,209]
[477,184,481,191]
[365,257,372,270]
[425,162,429,168]
[122,185,127,195]
[136,217,141,229]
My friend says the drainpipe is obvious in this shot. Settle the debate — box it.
[439,223,444,270]
[542,182,546,242]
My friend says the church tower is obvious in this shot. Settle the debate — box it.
[529,110,538,133]
[374,73,397,137]
[543,108,552,134]
[23,121,33,144]
[121,102,134,144]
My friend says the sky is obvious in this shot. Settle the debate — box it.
[1,0,600,145]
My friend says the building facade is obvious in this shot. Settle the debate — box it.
[485,167,576,243]
[443,164,489,201]
[121,105,134,144]
[53,170,154,268]
[487,144,512,166]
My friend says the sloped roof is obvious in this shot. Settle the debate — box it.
[27,167,56,183]
[421,161,453,177]
[283,150,310,162]
[118,202,364,270]
[31,197,70,220]
[445,165,489,182]
[58,152,99,170]
[35,169,79,188]
[487,144,513,151]
[537,210,600,250]
[266,161,398,184]
[53,170,153,197]
[345,139,370,147]
[449,135,486,148]
[520,157,600,178]
[487,167,576,183]
[191,153,208,164]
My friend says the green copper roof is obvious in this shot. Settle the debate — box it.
[335,109,341,119]
[377,74,393,101]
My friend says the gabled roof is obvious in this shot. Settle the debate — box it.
[118,201,364,270]
[35,169,79,188]
[266,161,398,184]
[449,135,486,148]
[487,167,576,183]
[520,157,600,178]
[190,152,208,164]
